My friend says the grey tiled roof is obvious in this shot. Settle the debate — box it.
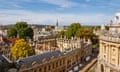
[0,55,9,67]
[83,43,91,48]
[16,50,63,68]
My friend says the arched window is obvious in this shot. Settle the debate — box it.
[101,64,104,72]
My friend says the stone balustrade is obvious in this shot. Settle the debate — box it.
[99,35,120,43]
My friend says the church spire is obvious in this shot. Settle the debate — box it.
[56,19,58,27]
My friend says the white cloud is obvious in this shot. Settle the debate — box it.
[0,0,79,9]
[0,0,22,9]
[0,0,79,10]
[1,0,120,10]
[38,0,79,8]
[0,9,112,25]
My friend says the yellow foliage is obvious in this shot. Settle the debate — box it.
[11,39,34,60]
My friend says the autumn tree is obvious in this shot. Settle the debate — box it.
[7,21,33,39]
[58,30,65,38]
[11,39,34,60]
[76,27,93,39]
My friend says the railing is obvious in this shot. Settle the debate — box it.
[99,35,120,43]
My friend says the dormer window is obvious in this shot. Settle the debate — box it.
[51,56,54,59]
[42,58,47,63]
[32,61,37,66]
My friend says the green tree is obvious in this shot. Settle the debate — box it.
[76,27,94,39]
[11,39,34,60]
[25,27,33,39]
[105,26,109,30]
[65,23,81,39]
[58,30,65,38]
[76,26,98,44]
[18,29,26,39]
[7,21,33,39]
[14,22,28,30]
[76,27,84,38]
[7,27,17,38]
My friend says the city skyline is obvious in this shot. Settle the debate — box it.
[0,0,120,25]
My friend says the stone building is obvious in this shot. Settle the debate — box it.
[38,38,57,47]
[13,38,92,72]
[57,38,82,52]
[17,51,66,72]
[35,44,60,54]
[0,36,92,72]
[97,12,120,72]
[57,37,92,62]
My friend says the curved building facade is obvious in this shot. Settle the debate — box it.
[97,12,120,72]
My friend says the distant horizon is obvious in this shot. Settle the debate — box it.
[0,0,119,25]
[0,23,103,27]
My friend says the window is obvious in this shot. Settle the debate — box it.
[113,48,115,51]
[113,48,116,56]
[48,65,51,70]
[104,55,106,58]
[32,61,37,66]
[44,66,46,72]
[56,62,58,67]
[63,60,65,64]
[34,70,37,72]
[54,63,56,68]
[112,58,115,62]
[53,63,54,69]
[101,64,104,72]
[60,60,62,66]
[39,68,41,71]
[110,69,115,72]
[104,46,106,53]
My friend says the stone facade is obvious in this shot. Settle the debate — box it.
[16,38,92,72]
[97,23,120,72]
[97,11,120,72]
[18,47,89,72]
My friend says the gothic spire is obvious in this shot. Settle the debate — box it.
[56,19,58,27]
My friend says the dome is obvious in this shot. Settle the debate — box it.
[113,11,120,24]
[115,11,120,16]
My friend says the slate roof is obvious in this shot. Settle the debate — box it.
[0,55,9,67]
[16,50,63,68]
[83,43,91,48]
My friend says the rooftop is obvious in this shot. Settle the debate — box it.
[16,50,63,69]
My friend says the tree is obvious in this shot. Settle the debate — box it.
[76,27,94,41]
[25,27,33,39]
[58,30,65,38]
[7,27,17,38]
[14,22,28,30]
[7,21,33,39]
[105,26,109,30]
[76,27,93,38]
[11,39,34,60]
[65,23,81,39]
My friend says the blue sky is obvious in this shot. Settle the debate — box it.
[0,0,120,25]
